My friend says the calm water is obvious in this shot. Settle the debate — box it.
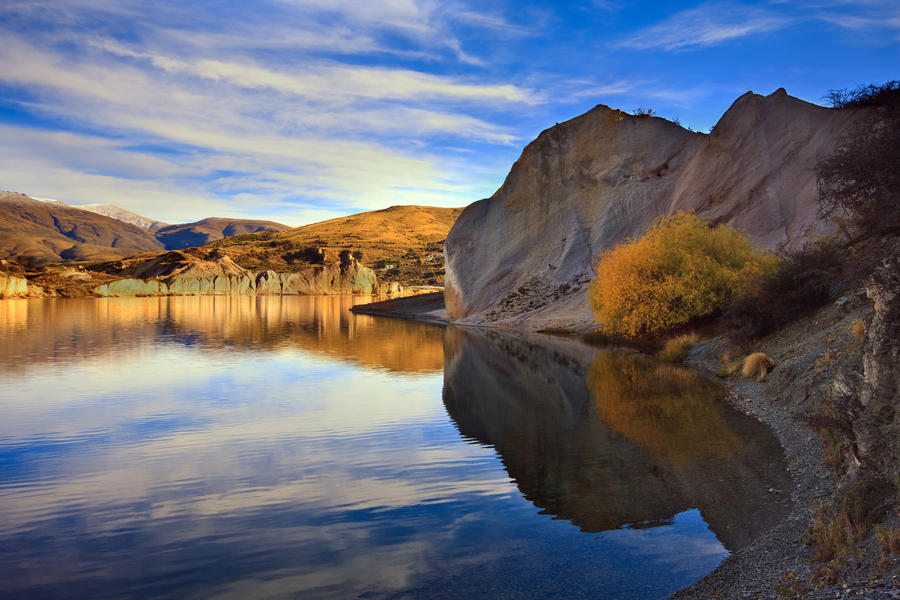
[0,296,791,599]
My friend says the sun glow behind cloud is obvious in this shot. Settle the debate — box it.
[0,0,897,225]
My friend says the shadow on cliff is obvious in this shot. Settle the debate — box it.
[441,327,793,551]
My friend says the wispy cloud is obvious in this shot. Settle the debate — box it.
[0,0,895,225]
[0,0,537,223]
[619,3,792,51]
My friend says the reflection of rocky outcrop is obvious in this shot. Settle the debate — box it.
[0,296,444,375]
[92,252,383,297]
[442,327,791,550]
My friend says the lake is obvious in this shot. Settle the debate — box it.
[0,296,791,599]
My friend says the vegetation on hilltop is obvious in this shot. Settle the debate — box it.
[819,80,900,237]
[207,205,463,286]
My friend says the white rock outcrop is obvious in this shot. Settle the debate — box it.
[92,253,384,297]
[0,273,28,298]
[444,89,871,331]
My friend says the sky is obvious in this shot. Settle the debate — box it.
[0,1,897,226]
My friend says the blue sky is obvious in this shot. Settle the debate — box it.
[0,0,897,226]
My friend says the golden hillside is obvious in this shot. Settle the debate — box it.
[210,205,464,285]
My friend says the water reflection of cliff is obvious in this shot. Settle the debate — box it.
[0,296,443,374]
[442,327,792,551]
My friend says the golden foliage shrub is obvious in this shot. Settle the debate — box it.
[742,352,774,381]
[657,333,700,363]
[589,212,776,337]
[850,318,866,342]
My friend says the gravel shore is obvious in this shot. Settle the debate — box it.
[675,299,899,599]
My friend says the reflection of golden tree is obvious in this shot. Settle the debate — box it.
[587,351,743,468]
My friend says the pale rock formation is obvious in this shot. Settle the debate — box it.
[94,279,169,297]
[444,89,871,331]
[0,273,28,298]
[92,253,381,297]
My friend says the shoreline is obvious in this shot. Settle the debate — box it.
[349,291,450,326]
[671,367,833,599]
[351,292,898,598]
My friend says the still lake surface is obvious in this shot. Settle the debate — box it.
[0,296,791,599]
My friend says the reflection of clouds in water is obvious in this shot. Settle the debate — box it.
[0,339,519,597]
[605,509,728,576]
[2,351,514,530]
[0,301,788,599]
[1,348,441,437]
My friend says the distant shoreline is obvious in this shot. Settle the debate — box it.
[349,291,449,326]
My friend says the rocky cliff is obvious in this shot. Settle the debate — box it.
[0,273,28,298]
[92,251,385,297]
[444,89,871,331]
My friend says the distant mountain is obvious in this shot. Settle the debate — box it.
[0,191,165,263]
[0,191,293,263]
[76,204,169,231]
[156,217,292,250]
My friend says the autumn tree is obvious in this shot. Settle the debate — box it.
[589,212,775,338]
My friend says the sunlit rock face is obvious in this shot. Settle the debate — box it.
[444,89,871,331]
[0,274,28,298]
[442,327,792,550]
[92,254,381,297]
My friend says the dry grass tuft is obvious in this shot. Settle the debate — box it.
[809,505,866,562]
[716,352,743,378]
[657,333,700,363]
[742,352,775,381]
[809,478,889,563]
[875,524,900,560]
[850,318,866,342]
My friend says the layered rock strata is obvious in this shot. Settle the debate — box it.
[92,253,386,297]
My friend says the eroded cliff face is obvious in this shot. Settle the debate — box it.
[0,273,28,298]
[854,253,900,474]
[92,253,384,297]
[444,89,870,331]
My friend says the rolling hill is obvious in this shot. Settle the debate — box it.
[210,205,464,285]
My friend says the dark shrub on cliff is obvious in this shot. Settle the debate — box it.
[817,81,900,237]
[825,80,900,109]
[724,240,843,346]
